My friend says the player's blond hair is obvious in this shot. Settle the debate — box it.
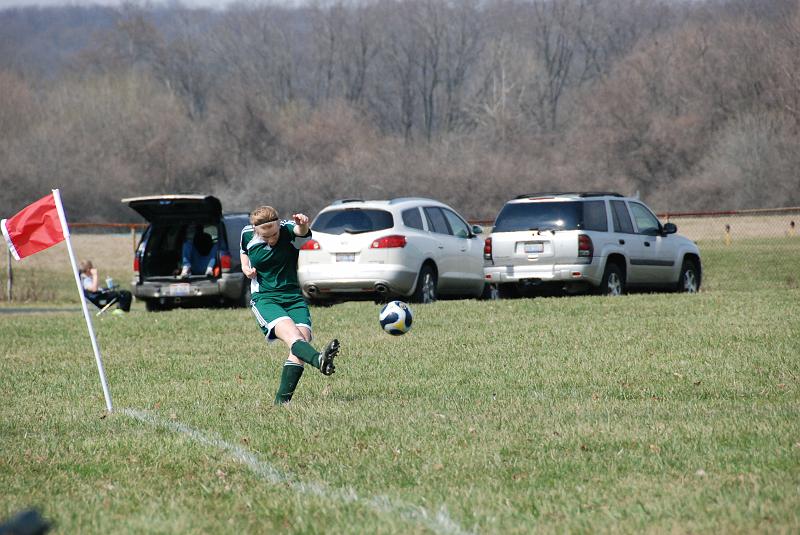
[250,206,279,226]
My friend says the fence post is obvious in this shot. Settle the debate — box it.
[131,226,136,253]
[6,247,11,301]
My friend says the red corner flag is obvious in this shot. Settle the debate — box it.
[2,190,113,412]
[1,193,65,260]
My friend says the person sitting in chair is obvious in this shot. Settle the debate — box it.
[79,260,132,314]
[179,225,218,278]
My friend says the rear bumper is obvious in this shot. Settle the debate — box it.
[298,264,418,297]
[132,274,244,301]
[484,261,603,286]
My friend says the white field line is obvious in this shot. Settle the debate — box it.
[122,408,473,535]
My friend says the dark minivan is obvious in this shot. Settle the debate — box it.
[123,195,250,311]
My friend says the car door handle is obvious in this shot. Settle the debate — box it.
[618,239,625,245]
[644,241,650,247]
[438,245,444,249]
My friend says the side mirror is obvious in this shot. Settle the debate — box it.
[662,222,677,235]
[471,225,483,236]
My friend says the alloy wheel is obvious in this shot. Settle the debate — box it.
[607,272,622,296]
[421,272,436,303]
[682,270,698,293]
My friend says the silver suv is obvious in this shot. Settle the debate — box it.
[483,192,702,297]
[298,198,486,304]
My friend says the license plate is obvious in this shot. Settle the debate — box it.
[168,283,191,296]
[336,253,355,262]
[523,242,544,254]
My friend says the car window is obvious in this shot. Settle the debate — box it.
[610,200,635,234]
[148,225,183,252]
[441,208,471,238]
[582,201,608,231]
[423,207,452,235]
[402,207,424,230]
[202,224,218,241]
[223,215,249,254]
[493,201,581,232]
[143,224,185,277]
[629,202,661,235]
[312,208,393,235]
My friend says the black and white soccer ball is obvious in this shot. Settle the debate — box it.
[379,300,413,335]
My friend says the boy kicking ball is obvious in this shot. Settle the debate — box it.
[240,206,340,404]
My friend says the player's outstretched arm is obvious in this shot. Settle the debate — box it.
[292,213,310,236]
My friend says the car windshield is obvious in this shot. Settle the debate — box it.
[493,201,606,232]
[312,208,394,235]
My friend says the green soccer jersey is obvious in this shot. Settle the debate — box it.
[240,221,312,299]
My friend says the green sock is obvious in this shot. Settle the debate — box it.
[290,340,321,369]
[275,362,304,404]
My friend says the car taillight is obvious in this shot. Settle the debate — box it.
[133,255,140,274]
[370,235,406,248]
[301,239,321,251]
[483,237,493,261]
[220,252,232,273]
[578,234,593,259]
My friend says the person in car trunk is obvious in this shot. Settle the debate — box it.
[240,205,340,404]
[179,224,218,278]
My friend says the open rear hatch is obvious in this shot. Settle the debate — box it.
[122,195,223,279]
[122,195,222,224]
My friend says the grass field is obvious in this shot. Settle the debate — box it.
[1,236,799,533]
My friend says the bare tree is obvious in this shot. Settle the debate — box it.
[310,2,342,102]
[376,0,421,142]
[441,0,482,131]
[340,3,381,104]
[412,0,445,141]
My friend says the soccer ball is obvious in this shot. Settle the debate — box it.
[379,300,413,335]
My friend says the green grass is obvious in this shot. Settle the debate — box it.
[2,234,797,303]
[1,237,799,533]
[697,237,800,292]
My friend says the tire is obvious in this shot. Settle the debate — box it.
[145,299,163,312]
[498,283,520,299]
[411,264,437,304]
[308,298,336,307]
[677,259,700,293]
[599,263,624,296]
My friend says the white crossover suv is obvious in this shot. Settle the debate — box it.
[298,198,486,304]
[483,192,702,297]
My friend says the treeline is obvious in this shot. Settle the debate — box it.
[1,0,799,222]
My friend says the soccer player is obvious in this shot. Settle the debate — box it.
[240,206,340,404]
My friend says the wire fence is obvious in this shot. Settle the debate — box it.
[659,207,799,245]
[3,208,799,301]
[471,207,799,294]
[656,207,800,292]
[62,207,800,244]
[68,223,146,249]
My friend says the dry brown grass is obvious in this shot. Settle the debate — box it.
[1,232,137,302]
[18,232,138,273]
[666,214,799,243]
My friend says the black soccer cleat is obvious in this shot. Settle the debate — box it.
[319,338,340,376]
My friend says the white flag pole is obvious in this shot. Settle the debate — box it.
[52,189,114,413]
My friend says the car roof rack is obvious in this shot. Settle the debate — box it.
[331,198,365,205]
[514,192,624,199]
[389,197,435,204]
